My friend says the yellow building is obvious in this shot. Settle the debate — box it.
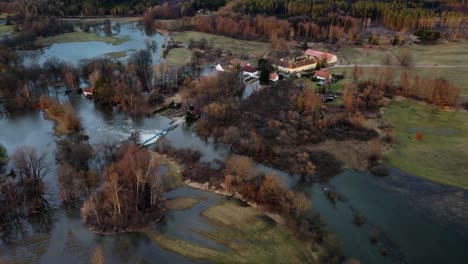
[271,57,317,74]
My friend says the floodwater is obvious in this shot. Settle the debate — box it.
[21,22,165,65]
[1,98,467,263]
[1,22,468,263]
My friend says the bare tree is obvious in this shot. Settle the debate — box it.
[13,146,49,183]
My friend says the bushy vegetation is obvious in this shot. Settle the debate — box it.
[81,144,166,233]
[0,146,51,242]
[0,143,8,169]
[39,96,82,134]
[184,74,376,180]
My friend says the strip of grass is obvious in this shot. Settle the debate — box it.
[0,25,13,34]
[35,31,130,46]
[148,200,318,263]
[165,48,192,66]
[171,31,268,57]
[103,50,127,58]
[384,99,468,189]
[164,198,199,210]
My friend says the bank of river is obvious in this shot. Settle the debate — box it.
[1,96,467,263]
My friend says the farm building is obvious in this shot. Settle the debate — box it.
[242,65,259,78]
[304,49,337,65]
[271,57,317,74]
[314,70,332,82]
[83,87,94,97]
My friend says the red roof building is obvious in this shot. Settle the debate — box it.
[314,70,332,81]
[304,49,338,64]
[242,65,258,73]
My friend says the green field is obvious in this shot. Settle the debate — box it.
[35,31,130,46]
[148,200,319,263]
[165,48,192,66]
[171,31,269,58]
[335,43,468,66]
[332,44,468,100]
[384,99,468,189]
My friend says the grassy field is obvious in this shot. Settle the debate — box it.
[384,99,468,189]
[329,66,468,100]
[335,43,468,66]
[148,200,319,263]
[332,44,468,100]
[164,198,199,210]
[165,48,192,66]
[35,31,130,46]
[171,31,269,58]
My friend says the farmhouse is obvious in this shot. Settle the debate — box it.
[269,72,279,82]
[304,49,338,65]
[314,70,332,82]
[83,87,94,97]
[271,57,317,74]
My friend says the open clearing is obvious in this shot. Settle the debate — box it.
[35,31,130,46]
[332,44,468,100]
[171,31,269,58]
[148,200,318,263]
[384,99,468,189]
[165,48,192,66]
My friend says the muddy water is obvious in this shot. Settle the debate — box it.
[2,100,467,263]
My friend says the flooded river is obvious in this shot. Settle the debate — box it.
[1,97,467,263]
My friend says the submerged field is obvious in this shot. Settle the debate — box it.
[149,200,319,263]
[171,31,269,58]
[35,31,130,46]
[384,99,468,188]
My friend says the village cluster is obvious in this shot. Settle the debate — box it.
[214,49,340,102]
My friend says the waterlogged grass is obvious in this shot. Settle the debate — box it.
[0,24,13,34]
[384,100,468,188]
[171,31,268,57]
[164,198,199,210]
[158,155,183,189]
[148,200,318,263]
[103,50,127,58]
[165,48,192,66]
[36,31,130,46]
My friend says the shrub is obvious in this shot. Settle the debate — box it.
[414,29,440,42]
[0,143,8,168]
